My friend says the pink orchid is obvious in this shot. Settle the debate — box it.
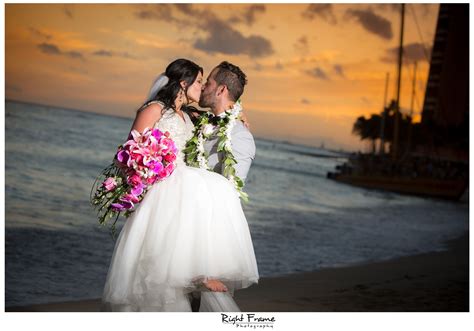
[102,177,117,191]
[157,168,168,179]
[129,152,143,167]
[127,173,142,187]
[164,153,176,163]
[165,163,175,173]
[111,202,128,211]
[131,182,146,196]
[121,193,140,204]
[116,150,130,165]
[152,129,164,141]
[148,160,164,173]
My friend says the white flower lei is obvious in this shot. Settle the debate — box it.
[184,101,249,201]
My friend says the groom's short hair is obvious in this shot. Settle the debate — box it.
[214,61,247,102]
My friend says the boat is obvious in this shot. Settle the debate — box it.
[327,4,469,200]
[327,155,469,200]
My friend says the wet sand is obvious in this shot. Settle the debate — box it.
[6,233,468,312]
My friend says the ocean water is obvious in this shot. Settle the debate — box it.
[5,100,469,307]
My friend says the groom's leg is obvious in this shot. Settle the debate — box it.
[199,291,241,312]
[189,291,201,312]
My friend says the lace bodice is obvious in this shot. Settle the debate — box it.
[152,107,195,166]
[137,101,195,165]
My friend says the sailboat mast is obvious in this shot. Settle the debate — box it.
[379,72,389,155]
[406,61,417,155]
[410,61,417,117]
[392,3,405,160]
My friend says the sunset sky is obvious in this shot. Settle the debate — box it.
[5,3,440,151]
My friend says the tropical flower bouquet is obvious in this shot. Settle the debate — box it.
[90,127,177,237]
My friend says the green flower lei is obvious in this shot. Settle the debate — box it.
[184,101,249,202]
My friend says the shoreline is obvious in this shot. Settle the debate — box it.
[6,233,469,312]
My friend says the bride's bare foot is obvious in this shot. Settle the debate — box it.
[203,279,228,292]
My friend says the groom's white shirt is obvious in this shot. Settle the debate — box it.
[203,114,256,183]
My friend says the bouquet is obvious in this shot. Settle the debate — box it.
[90,127,177,237]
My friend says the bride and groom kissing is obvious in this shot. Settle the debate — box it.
[101,59,259,312]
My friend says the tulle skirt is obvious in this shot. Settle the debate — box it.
[101,164,259,312]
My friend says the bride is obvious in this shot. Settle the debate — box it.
[101,59,259,312]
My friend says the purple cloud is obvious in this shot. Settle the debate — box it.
[345,8,393,40]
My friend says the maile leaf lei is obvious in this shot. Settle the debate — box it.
[184,101,249,202]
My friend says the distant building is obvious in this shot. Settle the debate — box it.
[419,4,468,160]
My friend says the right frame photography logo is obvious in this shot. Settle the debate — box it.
[221,313,276,329]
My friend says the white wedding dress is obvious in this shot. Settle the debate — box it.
[101,104,259,312]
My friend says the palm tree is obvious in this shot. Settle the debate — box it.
[352,116,369,148]
[352,115,382,153]
[367,114,382,153]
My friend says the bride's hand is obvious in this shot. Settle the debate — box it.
[183,106,205,121]
[239,111,250,129]
[191,111,203,119]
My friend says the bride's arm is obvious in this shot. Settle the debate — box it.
[130,103,163,134]
[239,111,250,129]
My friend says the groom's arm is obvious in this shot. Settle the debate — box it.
[231,125,256,184]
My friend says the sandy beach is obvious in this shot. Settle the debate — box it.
[6,233,468,312]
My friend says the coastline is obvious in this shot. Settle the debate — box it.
[6,233,468,312]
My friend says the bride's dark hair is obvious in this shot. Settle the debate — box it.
[150,58,203,113]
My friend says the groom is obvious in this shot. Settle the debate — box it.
[199,61,256,183]
[188,61,256,311]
